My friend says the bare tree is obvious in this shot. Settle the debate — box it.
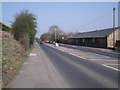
[47,25,64,42]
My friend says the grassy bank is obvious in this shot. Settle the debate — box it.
[2,31,34,88]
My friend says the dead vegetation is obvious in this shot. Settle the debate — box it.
[2,31,28,88]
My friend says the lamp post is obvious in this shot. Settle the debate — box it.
[55,28,56,43]
[113,8,115,48]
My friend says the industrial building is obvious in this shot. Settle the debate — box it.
[68,27,120,49]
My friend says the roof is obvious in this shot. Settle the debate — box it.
[69,27,119,39]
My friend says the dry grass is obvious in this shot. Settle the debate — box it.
[2,31,27,88]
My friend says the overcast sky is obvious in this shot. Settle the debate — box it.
[2,2,119,37]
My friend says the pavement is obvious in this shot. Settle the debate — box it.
[11,42,69,88]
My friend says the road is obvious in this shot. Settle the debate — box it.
[40,44,119,88]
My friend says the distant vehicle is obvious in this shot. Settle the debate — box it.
[49,41,53,44]
[40,41,44,44]
[44,40,49,43]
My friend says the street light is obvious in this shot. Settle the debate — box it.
[55,28,56,43]
[113,8,115,48]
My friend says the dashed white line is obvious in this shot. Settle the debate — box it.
[68,53,87,60]
[102,64,120,72]
[69,53,76,56]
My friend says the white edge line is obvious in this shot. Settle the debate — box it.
[89,59,118,61]
[103,63,120,65]
[102,64,120,72]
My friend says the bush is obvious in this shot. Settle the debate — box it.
[11,10,37,51]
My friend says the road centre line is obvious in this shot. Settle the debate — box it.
[102,64,120,72]
[68,53,87,60]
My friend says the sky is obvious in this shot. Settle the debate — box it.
[2,2,119,37]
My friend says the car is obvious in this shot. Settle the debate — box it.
[40,41,44,44]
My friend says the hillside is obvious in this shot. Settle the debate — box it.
[2,31,27,88]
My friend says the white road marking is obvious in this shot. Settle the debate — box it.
[29,53,37,56]
[103,63,120,65]
[69,53,76,56]
[77,56,87,60]
[89,59,118,61]
[102,64,120,72]
[68,53,87,60]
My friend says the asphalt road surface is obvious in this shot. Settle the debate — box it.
[40,44,119,88]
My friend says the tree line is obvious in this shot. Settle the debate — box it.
[40,25,75,43]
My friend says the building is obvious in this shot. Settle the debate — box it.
[68,27,120,49]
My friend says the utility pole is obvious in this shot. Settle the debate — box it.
[113,7,115,48]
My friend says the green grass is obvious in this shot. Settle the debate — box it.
[13,53,16,56]
[29,44,35,50]
[21,54,28,61]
